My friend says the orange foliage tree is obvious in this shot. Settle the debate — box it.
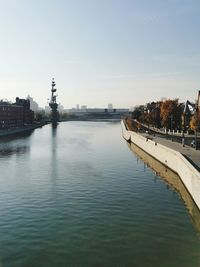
[190,111,200,131]
[160,99,182,130]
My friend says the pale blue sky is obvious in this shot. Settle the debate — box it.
[0,0,200,108]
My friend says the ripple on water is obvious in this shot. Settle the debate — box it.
[0,122,200,267]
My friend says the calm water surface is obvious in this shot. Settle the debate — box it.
[0,121,200,267]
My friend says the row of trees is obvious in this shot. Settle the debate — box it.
[132,99,200,132]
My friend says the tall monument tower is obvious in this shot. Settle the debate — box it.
[49,78,59,123]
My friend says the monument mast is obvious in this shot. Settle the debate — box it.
[49,78,59,124]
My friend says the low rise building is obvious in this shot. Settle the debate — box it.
[0,98,34,129]
[65,107,129,118]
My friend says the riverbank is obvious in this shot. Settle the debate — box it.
[127,141,200,233]
[121,119,200,211]
[60,118,121,122]
[0,122,47,138]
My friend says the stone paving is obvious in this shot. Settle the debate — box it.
[143,133,200,171]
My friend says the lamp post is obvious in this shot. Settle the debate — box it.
[195,125,197,150]
[153,109,156,136]
[170,114,173,141]
[194,105,199,150]
[147,109,150,134]
[182,113,185,147]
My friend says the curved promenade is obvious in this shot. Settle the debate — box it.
[121,120,200,211]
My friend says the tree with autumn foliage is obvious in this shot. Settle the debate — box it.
[160,99,182,130]
[190,111,200,131]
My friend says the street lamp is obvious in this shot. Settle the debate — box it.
[195,125,197,150]
[170,114,173,141]
[194,109,198,150]
[182,112,185,147]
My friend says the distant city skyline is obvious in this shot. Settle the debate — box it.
[0,0,200,108]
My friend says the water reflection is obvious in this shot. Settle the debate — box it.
[52,123,58,137]
[0,145,29,157]
[52,121,59,130]
[51,124,58,180]
[0,131,32,143]
[127,142,200,233]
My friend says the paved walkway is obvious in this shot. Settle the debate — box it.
[143,133,200,171]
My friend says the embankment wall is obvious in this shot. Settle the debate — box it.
[121,120,200,210]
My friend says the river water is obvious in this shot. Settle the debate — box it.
[0,121,200,267]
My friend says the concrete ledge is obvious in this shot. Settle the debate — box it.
[121,120,200,210]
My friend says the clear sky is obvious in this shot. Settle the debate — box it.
[0,0,200,108]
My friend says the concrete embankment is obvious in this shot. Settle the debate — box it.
[121,119,200,211]
[127,141,200,233]
[0,122,47,138]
